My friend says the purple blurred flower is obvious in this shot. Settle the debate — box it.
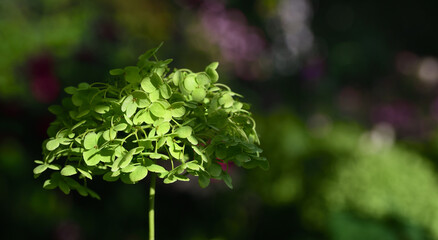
[28,54,60,103]
[371,101,420,135]
[198,1,267,80]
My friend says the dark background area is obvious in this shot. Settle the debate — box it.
[2,0,438,239]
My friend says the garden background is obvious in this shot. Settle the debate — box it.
[2,0,438,239]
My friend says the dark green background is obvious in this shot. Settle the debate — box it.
[2,0,438,239]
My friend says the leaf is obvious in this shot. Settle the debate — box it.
[149,102,166,117]
[60,165,77,176]
[33,165,48,175]
[84,132,98,150]
[192,88,206,102]
[146,164,167,173]
[46,139,59,151]
[129,166,148,182]
[109,68,124,75]
[176,126,192,138]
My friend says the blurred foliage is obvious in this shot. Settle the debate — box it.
[3,0,438,239]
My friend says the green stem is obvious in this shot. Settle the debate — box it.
[149,173,156,240]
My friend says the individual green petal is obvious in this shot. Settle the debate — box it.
[94,105,110,114]
[187,162,201,171]
[33,165,48,175]
[64,86,77,94]
[176,126,192,138]
[119,149,135,169]
[60,165,77,176]
[149,102,166,117]
[149,89,160,102]
[77,168,93,179]
[206,62,219,70]
[58,180,71,194]
[206,67,219,82]
[151,72,164,87]
[126,102,138,118]
[219,93,234,108]
[221,172,233,189]
[157,122,171,135]
[46,139,59,151]
[209,163,222,177]
[43,179,57,189]
[103,129,117,141]
[76,109,90,118]
[159,83,172,99]
[129,166,148,182]
[184,75,198,92]
[164,175,177,184]
[172,70,182,86]
[124,66,141,83]
[47,164,61,170]
[132,90,148,100]
[141,77,156,93]
[121,164,138,173]
[198,172,210,188]
[187,135,198,145]
[196,73,210,86]
[146,164,167,173]
[83,148,100,166]
[109,68,124,75]
[121,95,134,112]
[114,123,127,131]
[192,88,206,102]
[84,132,98,150]
[170,102,186,118]
[103,171,120,182]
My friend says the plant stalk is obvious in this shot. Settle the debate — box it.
[149,173,156,240]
